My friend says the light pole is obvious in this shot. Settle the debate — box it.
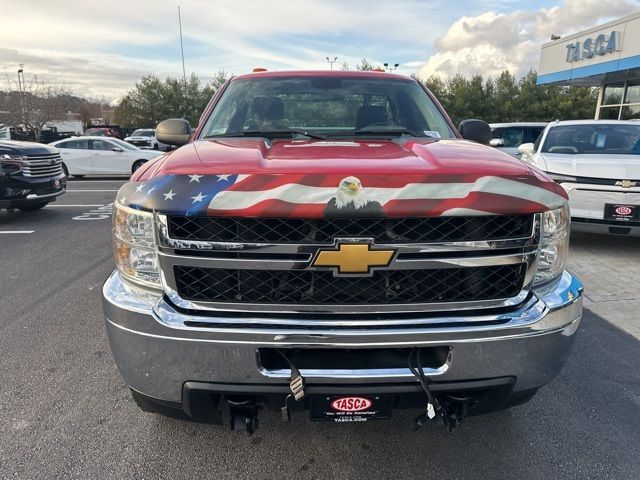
[383,63,399,73]
[17,64,25,125]
[326,56,338,70]
[178,6,186,82]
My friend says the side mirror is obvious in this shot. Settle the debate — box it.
[458,119,491,145]
[112,147,123,152]
[156,118,192,146]
[489,138,504,147]
[517,142,535,157]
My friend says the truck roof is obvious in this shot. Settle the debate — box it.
[231,70,415,82]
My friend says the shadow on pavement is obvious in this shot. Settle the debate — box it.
[142,310,639,480]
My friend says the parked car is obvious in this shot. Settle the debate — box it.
[84,126,126,139]
[49,136,161,177]
[0,140,66,211]
[103,70,582,434]
[518,120,640,236]
[124,128,168,151]
[489,122,547,157]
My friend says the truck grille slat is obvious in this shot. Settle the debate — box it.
[22,153,63,178]
[174,264,526,305]
[168,215,533,244]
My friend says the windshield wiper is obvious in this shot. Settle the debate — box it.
[204,128,328,140]
[353,126,426,137]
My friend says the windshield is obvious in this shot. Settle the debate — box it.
[111,138,138,150]
[542,124,640,155]
[199,76,455,139]
[132,129,154,137]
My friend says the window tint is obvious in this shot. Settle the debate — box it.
[524,127,544,143]
[59,139,89,149]
[200,76,455,139]
[542,124,640,155]
[490,127,523,147]
[91,140,114,151]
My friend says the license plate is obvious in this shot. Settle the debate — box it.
[310,395,392,422]
[604,203,639,222]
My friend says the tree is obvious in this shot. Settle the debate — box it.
[3,76,73,142]
[417,69,597,124]
[114,71,231,128]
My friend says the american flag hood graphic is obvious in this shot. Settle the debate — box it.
[116,172,568,218]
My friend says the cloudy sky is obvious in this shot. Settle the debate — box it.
[1,0,638,102]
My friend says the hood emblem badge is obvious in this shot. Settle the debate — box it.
[616,180,637,188]
[311,241,396,276]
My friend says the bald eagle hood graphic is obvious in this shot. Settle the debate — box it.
[324,176,385,217]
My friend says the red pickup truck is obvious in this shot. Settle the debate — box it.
[103,70,583,433]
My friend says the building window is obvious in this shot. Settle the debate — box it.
[599,106,621,120]
[602,84,625,105]
[624,81,640,104]
[621,105,640,120]
[598,81,640,120]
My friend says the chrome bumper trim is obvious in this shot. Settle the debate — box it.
[25,188,66,201]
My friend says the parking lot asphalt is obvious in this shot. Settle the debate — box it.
[1,178,639,480]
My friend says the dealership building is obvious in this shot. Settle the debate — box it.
[537,11,640,120]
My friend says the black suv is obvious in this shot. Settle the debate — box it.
[0,140,66,211]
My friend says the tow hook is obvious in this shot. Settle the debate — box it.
[277,350,306,423]
[228,399,259,435]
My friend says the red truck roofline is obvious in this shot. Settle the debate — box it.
[231,70,415,82]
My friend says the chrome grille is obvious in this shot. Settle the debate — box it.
[22,153,63,178]
[156,213,539,318]
[167,215,534,244]
[174,264,526,305]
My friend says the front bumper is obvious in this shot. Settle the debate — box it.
[0,173,66,208]
[563,183,640,236]
[103,270,583,405]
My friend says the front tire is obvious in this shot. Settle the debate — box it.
[18,202,49,211]
[132,160,146,173]
[72,175,84,178]
[62,163,69,177]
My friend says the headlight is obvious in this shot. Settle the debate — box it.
[1,154,25,174]
[113,203,161,289]
[533,205,570,285]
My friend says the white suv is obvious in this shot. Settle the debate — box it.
[124,129,168,151]
[518,120,640,236]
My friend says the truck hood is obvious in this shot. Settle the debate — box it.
[538,152,640,179]
[119,138,567,218]
[0,140,58,156]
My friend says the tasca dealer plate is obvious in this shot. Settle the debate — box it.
[311,395,392,423]
[604,203,639,222]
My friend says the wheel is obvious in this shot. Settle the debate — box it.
[153,143,159,150]
[132,160,146,173]
[72,175,84,178]
[62,163,69,177]
[18,202,48,211]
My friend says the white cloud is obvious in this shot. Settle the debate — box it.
[0,0,450,99]
[419,0,640,79]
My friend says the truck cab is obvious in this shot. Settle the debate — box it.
[103,71,583,433]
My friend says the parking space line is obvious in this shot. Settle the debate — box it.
[0,230,35,234]
[47,204,105,207]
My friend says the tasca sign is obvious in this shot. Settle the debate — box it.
[565,31,621,63]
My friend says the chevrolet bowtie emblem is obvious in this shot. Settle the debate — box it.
[616,180,637,188]
[311,242,396,275]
